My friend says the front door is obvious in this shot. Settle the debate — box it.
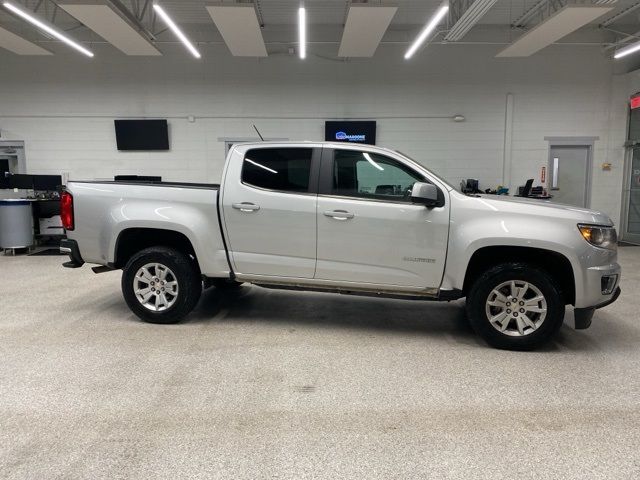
[315,148,449,289]
[221,146,320,278]
[549,146,591,207]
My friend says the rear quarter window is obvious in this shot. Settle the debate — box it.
[242,148,313,193]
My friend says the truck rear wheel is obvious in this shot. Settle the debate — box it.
[466,263,565,350]
[122,247,202,324]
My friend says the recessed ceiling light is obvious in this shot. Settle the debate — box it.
[405,3,449,60]
[153,4,201,59]
[614,39,640,59]
[298,6,306,60]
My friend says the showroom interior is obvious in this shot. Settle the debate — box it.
[1,0,640,478]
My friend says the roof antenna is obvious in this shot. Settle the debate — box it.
[253,124,264,141]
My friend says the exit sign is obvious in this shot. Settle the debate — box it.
[631,94,640,109]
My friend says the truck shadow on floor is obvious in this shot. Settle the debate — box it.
[189,285,485,348]
[186,285,635,353]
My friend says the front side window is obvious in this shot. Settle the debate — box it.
[242,148,313,193]
[332,149,424,201]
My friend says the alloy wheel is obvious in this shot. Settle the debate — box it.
[485,280,547,337]
[133,263,179,312]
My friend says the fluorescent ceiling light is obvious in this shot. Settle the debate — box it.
[404,4,449,60]
[59,3,161,56]
[2,1,94,57]
[205,4,267,57]
[339,4,397,57]
[444,0,498,42]
[153,4,200,58]
[0,25,52,55]
[363,153,384,171]
[298,6,306,59]
[496,5,613,57]
[614,39,640,59]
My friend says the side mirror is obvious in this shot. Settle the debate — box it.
[411,182,440,207]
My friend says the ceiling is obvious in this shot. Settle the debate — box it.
[127,0,640,27]
[0,0,638,55]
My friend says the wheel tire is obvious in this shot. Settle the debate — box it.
[122,247,202,324]
[466,262,565,351]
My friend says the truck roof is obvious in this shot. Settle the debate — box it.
[229,140,399,156]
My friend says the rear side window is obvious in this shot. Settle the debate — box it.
[242,148,313,193]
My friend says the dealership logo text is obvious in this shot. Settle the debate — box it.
[335,131,366,142]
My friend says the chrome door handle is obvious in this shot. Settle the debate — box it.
[323,210,354,220]
[232,202,260,212]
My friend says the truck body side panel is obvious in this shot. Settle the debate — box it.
[65,182,230,277]
[442,191,619,308]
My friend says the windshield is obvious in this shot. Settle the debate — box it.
[394,150,456,191]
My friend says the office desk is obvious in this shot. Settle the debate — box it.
[514,195,553,200]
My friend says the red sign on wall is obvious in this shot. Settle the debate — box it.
[631,95,640,109]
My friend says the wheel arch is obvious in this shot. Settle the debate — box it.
[113,228,200,273]
[462,246,576,305]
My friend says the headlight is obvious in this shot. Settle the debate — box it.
[578,224,617,250]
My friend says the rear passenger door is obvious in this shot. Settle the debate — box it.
[221,146,320,278]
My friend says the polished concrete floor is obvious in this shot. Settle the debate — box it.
[1,248,639,479]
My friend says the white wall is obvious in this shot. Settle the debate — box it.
[0,42,629,224]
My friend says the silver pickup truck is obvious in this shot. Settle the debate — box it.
[60,141,621,350]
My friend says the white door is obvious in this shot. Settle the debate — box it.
[315,149,449,288]
[221,146,319,278]
[549,146,590,207]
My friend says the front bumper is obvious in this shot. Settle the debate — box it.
[574,286,621,330]
[60,239,84,268]
[576,260,621,308]
[593,285,621,310]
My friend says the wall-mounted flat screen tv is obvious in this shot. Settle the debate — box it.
[114,119,169,151]
[33,174,63,191]
[9,174,34,190]
[325,121,376,145]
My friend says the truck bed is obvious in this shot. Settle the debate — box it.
[65,180,230,277]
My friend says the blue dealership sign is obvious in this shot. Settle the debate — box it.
[325,121,376,145]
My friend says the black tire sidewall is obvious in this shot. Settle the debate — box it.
[466,263,565,350]
[122,247,202,324]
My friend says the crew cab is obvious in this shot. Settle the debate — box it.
[60,142,621,350]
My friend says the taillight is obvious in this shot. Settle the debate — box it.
[60,191,74,231]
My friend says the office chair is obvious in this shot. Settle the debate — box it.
[518,178,534,197]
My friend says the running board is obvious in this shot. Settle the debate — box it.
[252,282,441,301]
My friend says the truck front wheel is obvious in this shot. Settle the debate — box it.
[466,263,565,350]
[122,247,202,324]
